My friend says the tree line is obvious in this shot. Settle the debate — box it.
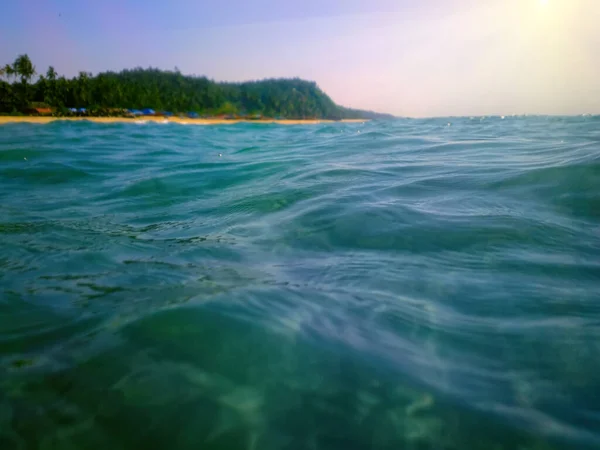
[0,54,393,120]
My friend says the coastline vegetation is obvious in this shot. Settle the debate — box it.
[0,54,393,120]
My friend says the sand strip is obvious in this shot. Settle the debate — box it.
[0,116,367,125]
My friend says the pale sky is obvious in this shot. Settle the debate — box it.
[1,0,598,117]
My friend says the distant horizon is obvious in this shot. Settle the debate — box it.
[2,0,598,117]
[3,60,600,119]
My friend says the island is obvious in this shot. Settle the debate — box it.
[0,54,394,124]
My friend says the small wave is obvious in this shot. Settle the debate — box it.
[0,116,599,449]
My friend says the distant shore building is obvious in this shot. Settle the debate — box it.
[25,107,53,115]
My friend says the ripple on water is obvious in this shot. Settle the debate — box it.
[0,117,599,449]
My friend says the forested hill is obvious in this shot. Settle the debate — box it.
[0,55,394,119]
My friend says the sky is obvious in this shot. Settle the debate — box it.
[1,0,599,117]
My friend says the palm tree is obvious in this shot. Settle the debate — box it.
[0,64,15,82]
[10,54,36,107]
[43,66,58,106]
[46,66,57,81]
[13,54,36,85]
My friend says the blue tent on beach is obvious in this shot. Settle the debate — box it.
[141,108,155,115]
[187,112,199,118]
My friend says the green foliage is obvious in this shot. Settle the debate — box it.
[0,64,16,82]
[0,80,17,111]
[0,55,394,119]
[216,101,238,116]
[0,54,37,109]
[13,54,36,85]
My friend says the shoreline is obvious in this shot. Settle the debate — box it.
[0,116,367,125]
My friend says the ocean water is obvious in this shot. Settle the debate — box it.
[0,116,599,449]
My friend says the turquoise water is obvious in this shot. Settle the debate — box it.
[1,117,599,449]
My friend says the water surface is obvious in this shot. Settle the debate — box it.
[1,117,599,449]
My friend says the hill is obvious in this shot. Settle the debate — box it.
[0,54,394,120]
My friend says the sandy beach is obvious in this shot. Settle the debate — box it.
[0,116,367,125]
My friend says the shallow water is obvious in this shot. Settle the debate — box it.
[1,116,599,449]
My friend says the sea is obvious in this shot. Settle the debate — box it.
[0,116,599,449]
